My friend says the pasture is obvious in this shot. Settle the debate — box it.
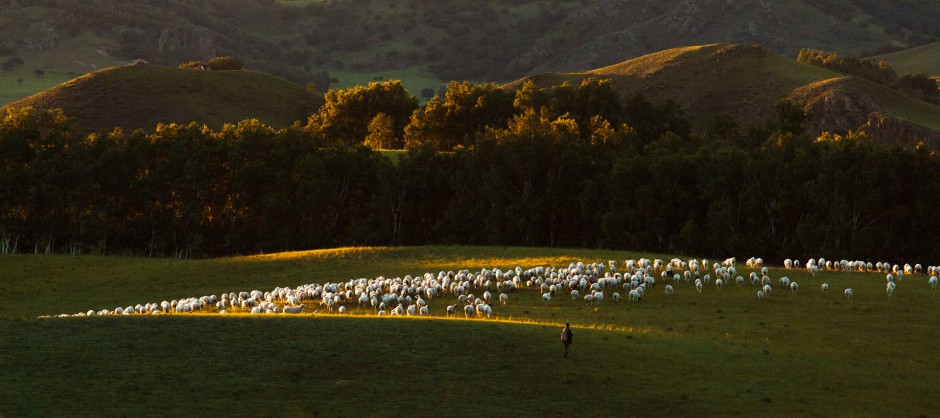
[1,246,939,417]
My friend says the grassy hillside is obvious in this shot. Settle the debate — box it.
[513,44,840,129]
[790,75,940,133]
[1,64,324,135]
[2,246,940,416]
[871,42,940,76]
[1,0,937,104]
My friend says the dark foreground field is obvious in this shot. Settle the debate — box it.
[2,246,938,417]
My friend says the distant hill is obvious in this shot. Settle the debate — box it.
[511,44,839,129]
[0,0,937,104]
[871,43,940,77]
[1,64,323,135]
[513,44,940,149]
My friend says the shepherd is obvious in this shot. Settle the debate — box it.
[561,321,574,358]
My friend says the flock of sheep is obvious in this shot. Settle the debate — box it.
[50,256,940,318]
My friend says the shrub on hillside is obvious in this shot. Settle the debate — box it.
[206,56,244,71]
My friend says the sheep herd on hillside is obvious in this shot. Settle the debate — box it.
[48,256,940,318]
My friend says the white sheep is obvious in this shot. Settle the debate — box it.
[821,283,829,293]
[499,293,509,305]
[844,288,854,299]
[570,289,580,300]
[789,282,798,293]
[629,289,641,302]
[715,278,723,291]
[542,293,552,305]
[584,294,595,305]
[762,284,772,295]
[665,285,674,295]
[612,292,621,302]
[757,290,765,300]
[282,304,305,314]
[929,276,938,289]
[695,279,703,293]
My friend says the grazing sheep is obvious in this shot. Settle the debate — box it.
[821,283,829,293]
[464,305,475,317]
[584,294,595,305]
[789,282,798,293]
[282,304,305,314]
[629,289,641,302]
[446,305,456,316]
[929,276,938,289]
[612,292,621,302]
[762,284,772,295]
[420,306,429,316]
[665,285,674,295]
[570,290,580,300]
[542,293,552,305]
[715,279,724,291]
[736,276,745,286]
[695,279,703,293]
[844,288,854,299]
[499,293,509,305]
[338,306,347,314]
[757,290,765,300]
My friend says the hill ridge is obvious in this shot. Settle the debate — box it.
[1,63,323,135]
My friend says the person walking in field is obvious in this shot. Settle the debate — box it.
[561,321,573,358]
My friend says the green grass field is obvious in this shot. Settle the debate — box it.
[872,42,940,77]
[2,246,939,416]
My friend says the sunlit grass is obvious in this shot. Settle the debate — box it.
[2,246,940,416]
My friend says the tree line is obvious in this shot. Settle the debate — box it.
[3,81,940,262]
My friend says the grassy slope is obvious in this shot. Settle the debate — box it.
[790,75,940,132]
[0,34,127,106]
[871,42,940,76]
[512,44,840,129]
[1,64,323,135]
[2,246,940,416]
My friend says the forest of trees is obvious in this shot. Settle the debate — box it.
[3,80,940,263]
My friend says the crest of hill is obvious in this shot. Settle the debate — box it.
[1,64,324,135]
[512,44,839,129]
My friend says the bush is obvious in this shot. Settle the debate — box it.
[206,56,244,71]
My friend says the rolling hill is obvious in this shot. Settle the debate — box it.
[0,63,323,135]
[512,44,839,129]
[0,0,937,105]
[513,44,940,149]
[790,76,940,148]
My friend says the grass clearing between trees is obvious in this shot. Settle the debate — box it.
[2,246,939,416]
